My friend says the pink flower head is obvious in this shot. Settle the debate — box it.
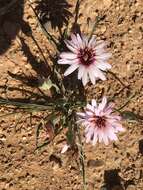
[58,33,112,86]
[77,97,125,145]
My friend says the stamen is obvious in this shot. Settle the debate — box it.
[78,48,95,66]
[96,116,106,128]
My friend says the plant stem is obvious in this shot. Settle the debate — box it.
[74,113,87,190]
[115,92,137,112]
[108,71,129,88]
[74,0,81,26]
[89,16,102,40]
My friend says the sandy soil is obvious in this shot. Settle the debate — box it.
[0,0,143,189]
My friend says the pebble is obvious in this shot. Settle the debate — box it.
[100,25,107,34]
[22,56,28,62]
[12,67,20,74]
[100,186,107,190]
[135,170,141,180]
[103,0,112,8]
[135,160,142,168]
[112,185,124,190]
[87,159,104,167]
[126,185,136,190]
[96,0,112,9]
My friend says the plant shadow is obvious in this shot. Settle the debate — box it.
[19,36,51,79]
[139,139,143,155]
[35,0,72,33]
[103,169,124,190]
[102,169,137,190]
[0,0,24,55]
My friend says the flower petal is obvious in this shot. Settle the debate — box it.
[88,35,96,48]
[82,35,88,47]
[77,112,86,118]
[96,53,112,60]
[71,33,80,47]
[77,34,84,48]
[66,39,78,49]
[95,42,107,51]
[92,65,106,81]
[98,96,107,111]
[78,65,85,79]
[108,131,118,141]
[102,133,109,145]
[86,103,95,112]
[92,130,98,145]
[85,127,94,143]
[58,59,77,65]
[112,122,125,132]
[65,41,78,53]
[64,63,79,76]
[88,66,96,85]
[60,52,77,59]
[91,99,97,107]
[96,61,112,71]
[82,70,89,86]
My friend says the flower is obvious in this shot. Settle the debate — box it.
[77,97,125,145]
[58,33,112,86]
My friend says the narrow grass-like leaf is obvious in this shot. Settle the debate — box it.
[121,111,143,121]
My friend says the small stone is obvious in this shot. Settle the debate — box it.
[0,137,6,141]
[87,159,104,167]
[135,170,141,180]
[100,25,107,34]
[4,183,9,189]
[22,137,27,141]
[100,186,107,190]
[96,0,112,9]
[22,56,28,62]
[126,185,136,190]
[12,67,20,74]
[112,185,124,190]
[103,0,112,8]
[135,160,142,168]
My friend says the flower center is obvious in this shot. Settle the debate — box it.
[96,116,106,128]
[78,47,95,66]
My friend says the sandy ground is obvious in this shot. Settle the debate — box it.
[0,0,143,189]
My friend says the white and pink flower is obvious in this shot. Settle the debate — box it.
[77,97,125,145]
[58,33,112,86]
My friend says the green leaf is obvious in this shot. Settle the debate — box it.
[40,78,59,93]
[66,129,74,144]
[121,111,140,121]
[35,141,49,151]
[60,115,66,128]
